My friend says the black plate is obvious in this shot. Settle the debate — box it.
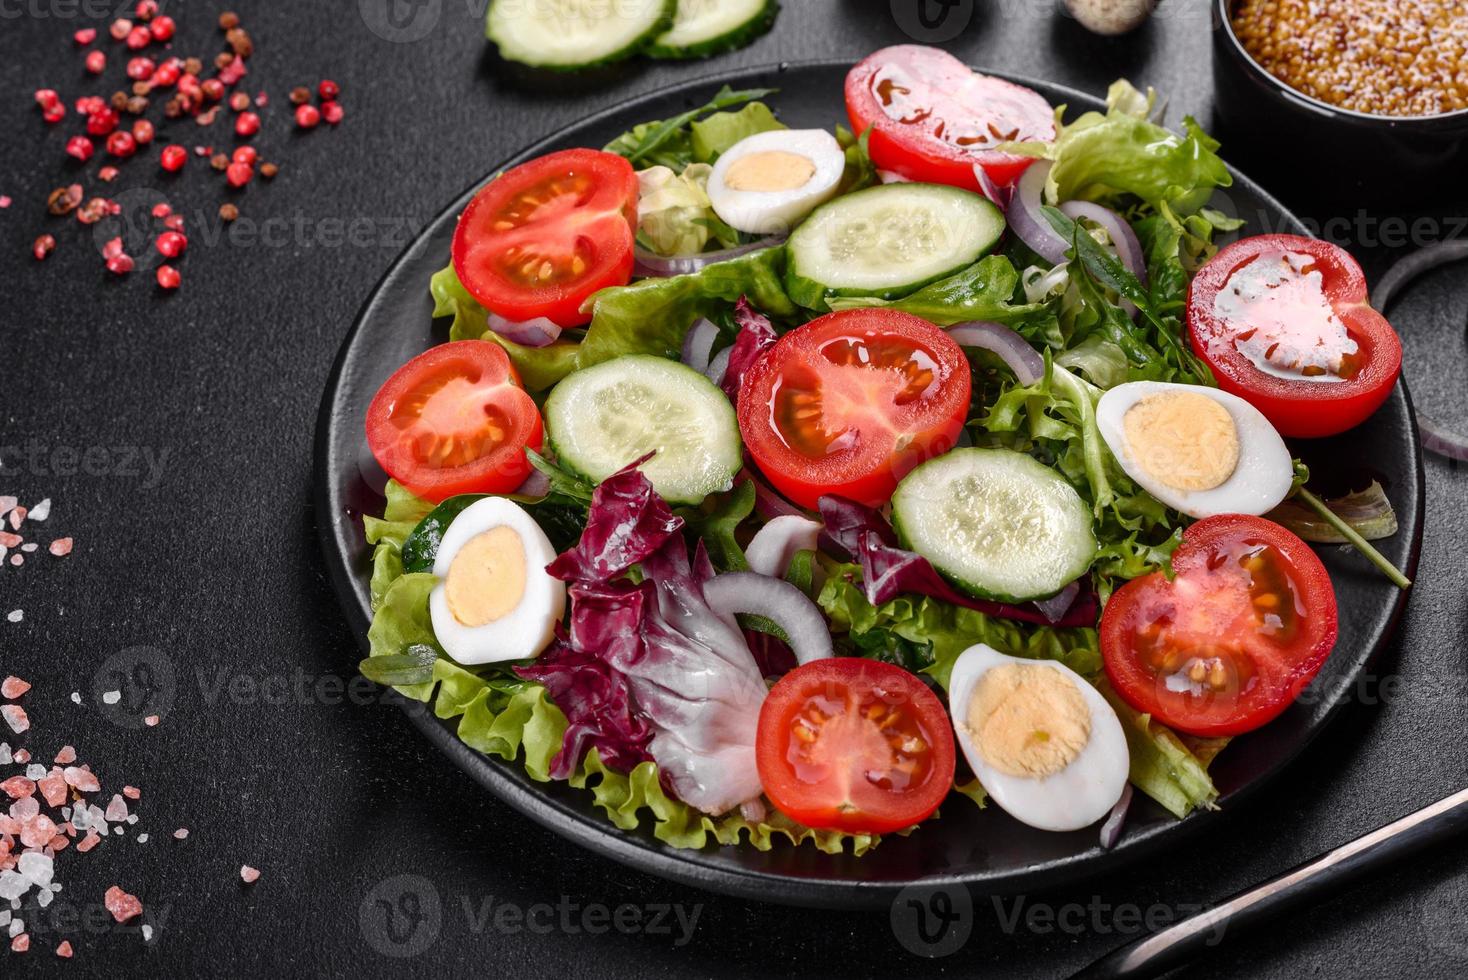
[314,62,1424,910]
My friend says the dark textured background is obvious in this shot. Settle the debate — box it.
[2,1,1465,976]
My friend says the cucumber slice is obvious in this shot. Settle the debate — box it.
[785,183,1006,310]
[486,0,674,71]
[647,0,778,59]
[544,355,741,505]
[892,448,1096,603]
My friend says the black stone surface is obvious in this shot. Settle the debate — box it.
[1,1,1465,976]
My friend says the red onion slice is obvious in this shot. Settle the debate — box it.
[680,317,719,374]
[1005,160,1068,264]
[701,572,833,666]
[1030,580,1081,624]
[1099,784,1133,850]
[513,468,550,499]
[633,235,787,278]
[972,162,1013,210]
[705,346,732,387]
[744,468,806,521]
[744,515,824,578]
[1059,200,1147,318]
[947,320,1045,386]
[487,313,561,348]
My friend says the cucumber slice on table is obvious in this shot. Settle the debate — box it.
[486,0,674,70]
[648,0,778,59]
[544,355,741,505]
[892,448,1096,604]
[785,182,1006,310]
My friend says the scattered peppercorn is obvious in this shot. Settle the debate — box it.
[322,101,343,125]
[218,202,239,222]
[228,91,251,112]
[318,79,340,101]
[295,104,320,129]
[156,230,187,258]
[65,136,94,162]
[86,50,107,74]
[215,51,235,70]
[110,91,130,111]
[149,15,175,42]
[47,185,83,215]
[132,119,154,144]
[106,253,135,275]
[156,264,181,289]
[202,78,225,101]
[77,197,110,225]
[109,18,132,41]
[126,26,152,50]
[98,166,119,182]
[234,111,260,137]
[73,28,96,45]
[259,162,279,179]
[219,11,240,30]
[225,162,253,188]
[210,152,230,171]
[105,131,137,158]
[33,234,57,261]
[232,145,258,166]
[226,28,253,58]
[183,57,203,77]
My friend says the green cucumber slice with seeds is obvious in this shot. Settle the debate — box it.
[892,448,1096,603]
[544,355,741,505]
[647,0,778,59]
[486,0,674,71]
[784,182,1006,310]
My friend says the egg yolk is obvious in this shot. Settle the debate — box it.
[444,526,526,627]
[1123,390,1240,493]
[964,663,1090,779]
[725,151,816,192]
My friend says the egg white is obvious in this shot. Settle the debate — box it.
[706,129,845,235]
[1097,381,1294,519]
[429,497,565,666]
[948,644,1130,833]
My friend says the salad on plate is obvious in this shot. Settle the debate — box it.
[356,46,1409,854]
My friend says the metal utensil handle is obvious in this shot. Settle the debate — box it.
[1074,786,1468,980]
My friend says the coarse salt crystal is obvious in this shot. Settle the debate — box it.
[7,509,22,530]
[10,933,29,952]
[122,786,140,800]
[142,924,153,942]
[56,939,73,957]
[173,828,188,839]
[136,834,148,843]
[5,611,21,624]
[102,691,121,705]
[49,538,73,557]
[76,833,100,853]
[28,500,50,522]
[63,767,100,793]
[17,853,52,888]
[0,497,14,516]
[54,746,75,764]
[70,692,81,705]
[104,795,128,822]
[240,865,260,884]
[13,748,29,763]
[19,544,35,553]
[103,886,142,923]
[1,676,29,698]
[144,715,160,727]
[1,705,28,734]
[9,554,21,567]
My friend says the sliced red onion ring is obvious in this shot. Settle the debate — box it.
[681,317,719,374]
[972,162,1013,210]
[1099,784,1133,850]
[1371,240,1468,462]
[487,312,561,348]
[1031,580,1081,625]
[1005,160,1068,265]
[947,320,1045,386]
[513,468,550,499]
[744,515,823,578]
[701,572,833,666]
[633,235,787,278]
[1060,200,1147,318]
[705,346,732,387]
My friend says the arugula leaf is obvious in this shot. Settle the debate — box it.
[677,480,755,572]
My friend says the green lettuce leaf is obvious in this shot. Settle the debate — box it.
[636,163,719,256]
[1098,680,1220,818]
[1010,80,1231,216]
[816,564,1101,690]
[689,102,785,162]
[604,86,779,170]
[828,255,1055,337]
[678,479,755,572]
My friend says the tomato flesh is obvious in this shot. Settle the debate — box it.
[738,309,970,509]
[366,340,543,503]
[845,45,1055,190]
[1101,515,1338,737]
[1186,234,1402,438]
[756,659,956,834]
[451,148,637,328]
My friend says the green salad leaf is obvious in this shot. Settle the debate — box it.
[1010,80,1232,215]
[604,87,779,170]
[678,479,755,572]
[1098,680,1220,818]
[827,254,1058,338]
[689,101,785,162]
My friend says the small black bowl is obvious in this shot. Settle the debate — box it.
[1212,0,1468,210]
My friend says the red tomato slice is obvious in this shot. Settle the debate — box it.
[451,148,638,328]
[845,45,1055,190]
[1186,234,1402,438]
[757,659,956,834]
[366,341,543,503]
[737,309,971,510]
[1101,515,1338,738]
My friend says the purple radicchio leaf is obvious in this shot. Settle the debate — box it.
[545,454,682,583]
[718,297,778,404]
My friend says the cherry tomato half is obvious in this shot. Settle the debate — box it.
[756,658,956,834]
[844,45,1055,190]
[366,340,543,503]
[1101,514,1338,738]
[451,148,638,328]
[737,309,971,510]
[1186,234,1402,438]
